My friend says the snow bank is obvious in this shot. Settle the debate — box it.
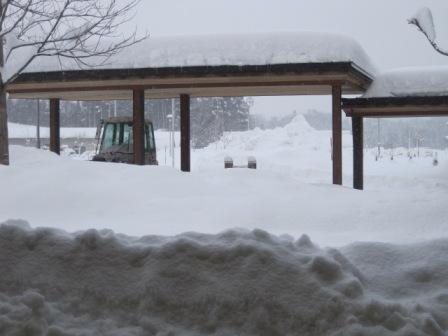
[363,66,448,98]
[24,32,377,76]
[1,221,447,335]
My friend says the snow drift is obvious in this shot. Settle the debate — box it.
[1,221,448,336]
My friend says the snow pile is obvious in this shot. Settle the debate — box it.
[192,114,350,174]
[1,221,448,336]
[25,32,377,76]
[215,114,317,152]
[363,66,448,98]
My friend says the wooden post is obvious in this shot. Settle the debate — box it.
[133,89,145,165]
[0,86,9,165]
[180,94,191,172]
[0,18,9,165]
[49,98,60,155]
[332,85,342,185]
[352,116,364,190]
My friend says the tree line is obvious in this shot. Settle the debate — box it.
[7,97,253,149]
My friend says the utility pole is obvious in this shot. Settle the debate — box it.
[36,99,41,149]
[171,98,176,168]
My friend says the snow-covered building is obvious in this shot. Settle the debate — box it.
[6,32,375,185]
[342,66,448,189]
[7,32,448,191]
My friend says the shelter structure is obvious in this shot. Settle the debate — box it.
[343,67,448,190]
[6,32,375,185]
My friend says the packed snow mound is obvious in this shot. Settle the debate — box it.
[209,114,330,152]
[1,221,448,336]
[363,66,448,98]
[194,114,349,173]
[24,32,377,76]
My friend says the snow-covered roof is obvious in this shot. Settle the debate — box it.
[24,32,376,76]
[363,66,448,98]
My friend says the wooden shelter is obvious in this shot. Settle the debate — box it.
[342,95,448,190]
[7,61,372,184]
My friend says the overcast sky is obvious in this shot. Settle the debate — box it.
[131,0,448,117]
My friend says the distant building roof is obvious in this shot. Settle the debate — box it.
[363,66,448,98]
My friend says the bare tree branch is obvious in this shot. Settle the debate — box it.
[409,7,448,57]
[0,0,147,85]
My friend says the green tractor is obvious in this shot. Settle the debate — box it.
[93,117,158,165]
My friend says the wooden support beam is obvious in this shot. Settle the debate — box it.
[49,98,60,155]
[133,89,145,165]
[352,116,364,190]
[332,85,342,185]
[180,94,191,172]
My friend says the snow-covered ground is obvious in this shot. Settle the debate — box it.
[3,116,447,246]
[1,116,448,335]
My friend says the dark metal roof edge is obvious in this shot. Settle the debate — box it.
[347,62,374,82]
[12,62,368,84]
[342,95,448,108]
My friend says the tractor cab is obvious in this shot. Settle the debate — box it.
[93,117,158,165]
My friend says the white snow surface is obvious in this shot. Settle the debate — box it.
[1,222,448,336]
[1,117,448,335]
[363,66,448,98]
[24,32,377,76]
[2,115,448,246]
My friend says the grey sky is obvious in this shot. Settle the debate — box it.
[131,1,448,117]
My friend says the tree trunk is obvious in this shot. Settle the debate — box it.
[0,11,9,166]
[0,85,8,165]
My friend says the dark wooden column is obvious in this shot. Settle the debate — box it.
[352,116,364,190]
[180,94,191,172]
[133,89,145,165]
[332,85,342,185]
[49,98,60,155]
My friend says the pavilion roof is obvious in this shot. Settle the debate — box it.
[342,67,448,118]
[7,32,374,101]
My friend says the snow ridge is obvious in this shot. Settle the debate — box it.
[1,221,447,335]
